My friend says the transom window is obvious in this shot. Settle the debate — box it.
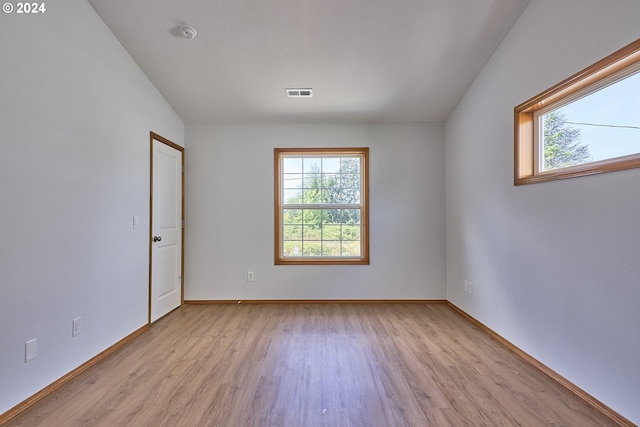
[274,148,369,265]
[515,38,640,185]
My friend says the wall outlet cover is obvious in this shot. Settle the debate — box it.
[73,317,81,336]
[25,338,37,362]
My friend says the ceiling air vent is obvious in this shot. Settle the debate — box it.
[286,88,313,98]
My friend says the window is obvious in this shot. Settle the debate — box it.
[515,38,640,185]
[274,147,369,265]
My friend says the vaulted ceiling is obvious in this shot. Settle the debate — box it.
[88,0,530,123]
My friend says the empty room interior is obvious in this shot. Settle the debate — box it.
[1,0,639,425]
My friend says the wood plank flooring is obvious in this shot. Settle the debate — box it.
[4,304,618,426]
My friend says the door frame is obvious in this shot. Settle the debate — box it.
[149,131,185,324]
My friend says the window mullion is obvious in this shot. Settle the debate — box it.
[283,203,362,210]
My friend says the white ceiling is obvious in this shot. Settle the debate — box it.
[88,0,530,124]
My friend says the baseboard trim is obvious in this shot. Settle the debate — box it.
[184,299,448,304]
[0,324,150,425]
[446,302,635,427]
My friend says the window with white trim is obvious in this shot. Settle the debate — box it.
[274,147,369,265]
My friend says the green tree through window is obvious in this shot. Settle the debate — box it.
[275,148,369,265]
[542,111,591,171]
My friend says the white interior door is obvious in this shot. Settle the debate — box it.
[151,136,183,322]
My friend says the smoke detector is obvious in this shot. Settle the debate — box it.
[179,25,197,39]
[286,88,313,98]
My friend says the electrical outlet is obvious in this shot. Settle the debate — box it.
[25,338,37,362]
[464,280,473,295]
[247,271,254,282]
[72,317,81,336]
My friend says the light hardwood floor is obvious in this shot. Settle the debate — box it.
[5,304,618,426]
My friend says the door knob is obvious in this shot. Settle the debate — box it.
[153,236,162,242]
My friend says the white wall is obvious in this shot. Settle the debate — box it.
[445,0,640,423]
[185,123,445,300]
[0,0,184,414]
